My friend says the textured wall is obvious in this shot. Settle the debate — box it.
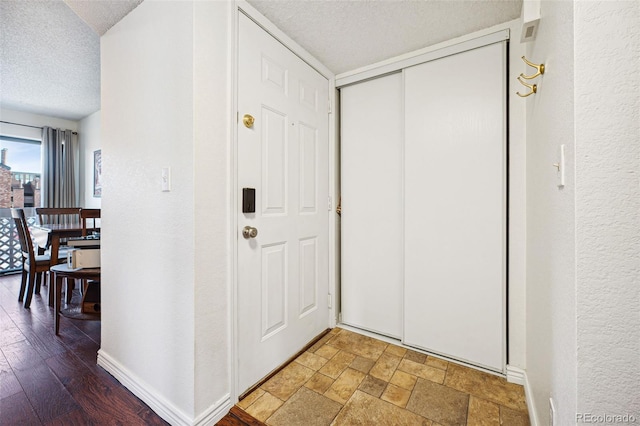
[100,1,232,422]
[525,1,577,424]
[192,0,232,415]
[507,20,527,371]
[575,0,640,419]
[100,0,197,418]
[0,108,79,140]
[79,110,101,208]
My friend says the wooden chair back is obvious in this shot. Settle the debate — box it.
[36,207,81,226]
[11,208,36,264]
[80,209,101,236]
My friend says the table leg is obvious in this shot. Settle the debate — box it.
[54,273,62,335]
[50,235,60,264]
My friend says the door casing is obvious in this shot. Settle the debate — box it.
[230,1,339,403]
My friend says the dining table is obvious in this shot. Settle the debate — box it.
[30,223,100,264]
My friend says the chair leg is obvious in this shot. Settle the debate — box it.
[23,271,36,308]
[35,272,42,294]
[48,272,55,307]
[18,269,28,302]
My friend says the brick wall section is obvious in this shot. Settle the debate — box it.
[0,167,11,208]
[12,188,24,208]
[34,189,41,208]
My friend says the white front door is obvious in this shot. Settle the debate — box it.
[237,13,330,394]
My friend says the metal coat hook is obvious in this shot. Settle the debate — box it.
[517,56,545,97]
[519,56,545,80]
[516,76,537,97]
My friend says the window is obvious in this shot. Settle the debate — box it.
[0,136,42,208]
[0,135,42,273]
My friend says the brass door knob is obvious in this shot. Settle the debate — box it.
[243,114,255,128]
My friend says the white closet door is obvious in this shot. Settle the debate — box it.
[403,43,506,371]
[341,73,403,338]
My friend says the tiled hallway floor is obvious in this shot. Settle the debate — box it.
[237,328,530,426]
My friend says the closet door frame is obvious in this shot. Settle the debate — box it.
[337,30,509,374]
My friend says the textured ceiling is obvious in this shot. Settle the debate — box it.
[0,1,100,121]
[64,0,144,36]
[0,0,522,122]
[247,0,523,74]
[0,0,141,122]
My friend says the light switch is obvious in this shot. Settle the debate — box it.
[555,145,565,188]
[161,167,171,192]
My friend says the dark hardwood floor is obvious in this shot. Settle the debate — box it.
[215,406,265,426]
[0,273,168,425]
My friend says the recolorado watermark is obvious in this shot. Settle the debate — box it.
[576,413,637,423]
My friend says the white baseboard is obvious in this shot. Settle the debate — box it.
[506,364,525,385]
[97,349,232,426]
[523,369,539,426]
[506,365,538,426]
[194,395,233,426]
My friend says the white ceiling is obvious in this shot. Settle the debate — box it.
[0,0,522,122]
[247,0,523,75]
[0,0,141,122]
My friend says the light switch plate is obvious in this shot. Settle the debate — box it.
[557,145,565,188]
[161,167,171,192]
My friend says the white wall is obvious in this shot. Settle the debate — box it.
[575,0,640,419]
[193,0,232,417]
[506,21,527,372]
[525,1,577,424]
[525,1,640,424]
[0,107,78,140]
[99,1,231,423]
[79,110,101,208]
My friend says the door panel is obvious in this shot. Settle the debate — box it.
[261,107,287,214]
[403,42,505,371]
[340,73,404,339]
[237,13,330,394]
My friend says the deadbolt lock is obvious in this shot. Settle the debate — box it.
[243,114,255,128]
[242,226,258,239]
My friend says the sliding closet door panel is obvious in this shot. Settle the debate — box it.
[341,73,403,338]
[403,43,505,371]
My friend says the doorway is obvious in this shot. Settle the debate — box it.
[235,11,333,395]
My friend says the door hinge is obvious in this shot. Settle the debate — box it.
[328,98,332,114]
[328,293,332,309]
[328,196,332,211]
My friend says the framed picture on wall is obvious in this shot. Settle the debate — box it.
[93,149,102,198]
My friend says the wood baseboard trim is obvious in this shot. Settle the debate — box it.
[238,328,331,400]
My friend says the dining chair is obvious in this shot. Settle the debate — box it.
[36,207,82,248]
[12,208,58,308]
[80,208,101,236]
[36,207,81,226]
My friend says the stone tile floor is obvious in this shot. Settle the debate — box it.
[237,328,530,426]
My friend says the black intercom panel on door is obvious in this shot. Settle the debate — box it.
[242,188,256,213]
